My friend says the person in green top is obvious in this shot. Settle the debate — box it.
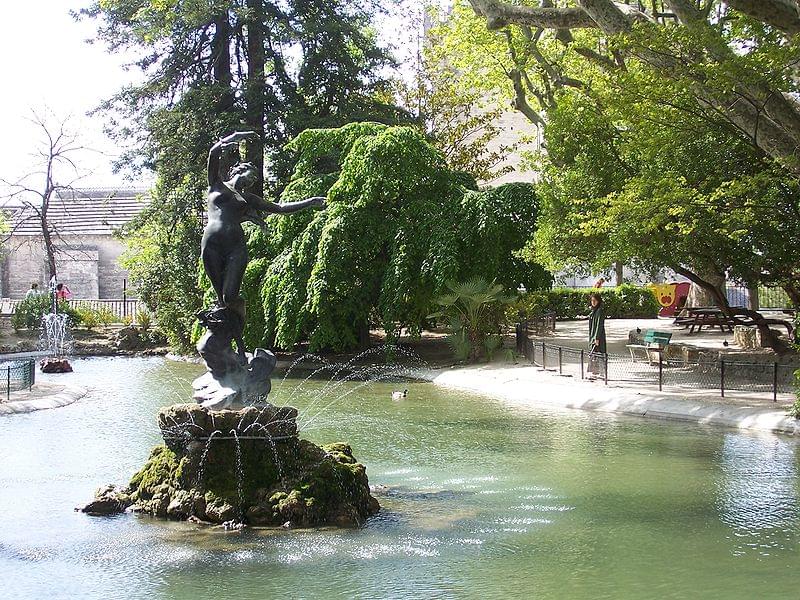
[588,292,607,377]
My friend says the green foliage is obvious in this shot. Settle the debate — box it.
[86,0,411,354]
[118,181,204,352]
[396,4,518,181]
[77,307,100,331]
[95,307,117,327]
[81,0,407,189]
[529,78,800,299]
[75,306,117,330]
[136,308,153,331]
[790,375,800,419]
[510,285,660,321]
[11,295,82,330]
[457,183,552,292]
[432,2,800,301]
[245,123,548,352]
[430,277,514,362]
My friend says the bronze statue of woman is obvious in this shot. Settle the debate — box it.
[193,132,325,408]
[200,131,325,362]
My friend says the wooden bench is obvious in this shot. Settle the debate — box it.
[627,330,672,364]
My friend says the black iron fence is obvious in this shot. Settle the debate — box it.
[0,359,35,402]
[516,335,797,402]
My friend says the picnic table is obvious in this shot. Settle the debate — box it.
[674,306,794,336]
[679,307,733,333]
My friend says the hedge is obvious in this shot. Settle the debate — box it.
[510,284,661,320]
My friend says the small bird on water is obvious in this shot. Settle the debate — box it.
[392,389,408,401]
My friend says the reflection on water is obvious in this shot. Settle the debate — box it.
[718,434,800,556]
[0,356,798,600]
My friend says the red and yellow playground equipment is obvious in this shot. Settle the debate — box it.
[648,282,691,317]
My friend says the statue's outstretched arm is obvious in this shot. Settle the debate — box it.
[242,192,326,215]
[207,131,258,187]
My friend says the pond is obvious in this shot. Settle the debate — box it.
[1,356,798,599]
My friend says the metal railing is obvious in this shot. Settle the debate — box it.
[0,359,35,402]
[725,285,794,310]
[516,333,797,402]
[0,298,143,320]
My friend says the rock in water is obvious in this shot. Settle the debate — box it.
[40,358,73,373]
[80,403,379,528]
[76,484,130,515]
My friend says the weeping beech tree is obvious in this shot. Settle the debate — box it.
[236,122,550,352]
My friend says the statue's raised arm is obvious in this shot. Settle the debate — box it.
[207,131,258,187]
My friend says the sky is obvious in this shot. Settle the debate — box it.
[0,1,438,198]
[0,1,144,193]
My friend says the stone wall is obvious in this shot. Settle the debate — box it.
[1,235,131,299]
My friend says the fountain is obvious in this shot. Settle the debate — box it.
[39,276,74,373]
[79,132,380,527]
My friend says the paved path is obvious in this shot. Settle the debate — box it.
[431,363,799,436]
[0,382,88,415]
[545,316,793,355]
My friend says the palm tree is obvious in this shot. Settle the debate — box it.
[430,277,514,361]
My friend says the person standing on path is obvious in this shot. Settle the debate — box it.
[588,292,607,378]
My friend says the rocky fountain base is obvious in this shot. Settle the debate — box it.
[40,358,73,373]
[79,403,379,528]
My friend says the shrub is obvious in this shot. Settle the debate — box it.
[96,307,117,327]
[11,294,82,330]
[136,308,153,331]
[509,284,660,321]
[790,371,800,419]
[77,307,100,330]
[430,277,514,362]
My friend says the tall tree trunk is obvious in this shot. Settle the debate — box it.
[614,261,623,286]
[747,284,760,311]
[783,282,800,308]
[358,320,371,350]
[684,269,726,308]
[41,219,57,282]
[245,0,266,193]
[212,10,234,110]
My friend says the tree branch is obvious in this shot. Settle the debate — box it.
[726,0,800,37]
[467,0,596,30]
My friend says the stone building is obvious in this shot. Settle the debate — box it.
[1,188,148,299]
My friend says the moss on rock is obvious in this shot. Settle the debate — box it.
[91,404,380,527]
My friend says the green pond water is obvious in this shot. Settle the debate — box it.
[0,356,798,599]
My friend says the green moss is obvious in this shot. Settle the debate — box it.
[128,445,183,499]
[198,438,289,506]
[322,442,356,464]
[126,436,376,526]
